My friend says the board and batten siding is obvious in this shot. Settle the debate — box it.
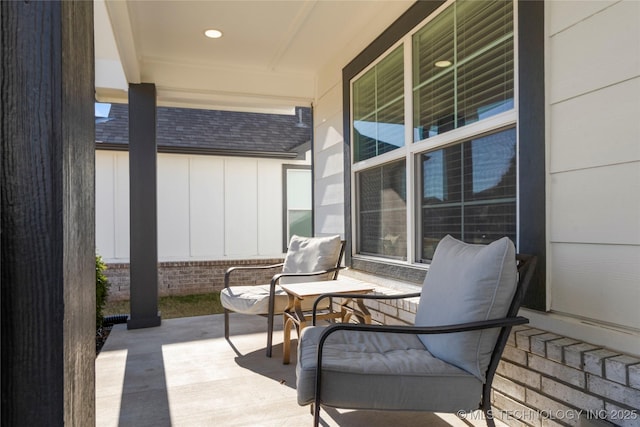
[546,0,640,332]
[96,150,309,262]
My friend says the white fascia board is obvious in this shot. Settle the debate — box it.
[103,0,142,84]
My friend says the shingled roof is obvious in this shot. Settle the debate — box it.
[95,103,312,158]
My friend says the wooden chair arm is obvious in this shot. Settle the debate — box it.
[311,291,421,325]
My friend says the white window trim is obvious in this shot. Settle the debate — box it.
[350,0,519,266]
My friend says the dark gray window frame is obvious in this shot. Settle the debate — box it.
[342,0,545,310]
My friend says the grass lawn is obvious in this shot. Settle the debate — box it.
[104,292,224,320]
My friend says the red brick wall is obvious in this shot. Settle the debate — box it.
[492,326,640,427]
[104,259,284,301]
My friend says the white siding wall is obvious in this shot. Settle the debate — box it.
[311,2,411,240]
[95,150,309,262]
[190,157,225,257]
[158,155,190,257]
[546,0,640,331]
[257,161,283,254]
[313,82,346,238]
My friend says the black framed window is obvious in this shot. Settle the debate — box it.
[343,0,545,309]
[352,0,516,262]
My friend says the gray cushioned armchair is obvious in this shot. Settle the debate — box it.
[221,235,346,357]
[296,235,537,426]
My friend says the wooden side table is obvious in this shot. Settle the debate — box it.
[280,279,376,364]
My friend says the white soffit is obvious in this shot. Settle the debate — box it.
[94,0,128,94]
[94,0,413,113]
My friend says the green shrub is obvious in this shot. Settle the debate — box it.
[96,255,110,328]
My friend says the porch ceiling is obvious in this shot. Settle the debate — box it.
[94,0,414,114]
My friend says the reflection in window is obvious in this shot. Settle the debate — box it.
[350,0,517,264]
[284,167,312,249]
[353,46,404,162]
[420,128,516,260]
[358,160,407,259]
[413,0,514,141]
[288,210,312,239]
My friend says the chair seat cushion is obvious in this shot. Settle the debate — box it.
[296,326,482,412]
[221,285,329,315]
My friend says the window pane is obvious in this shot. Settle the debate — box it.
[288,210,312,239]
[457,0,514,125]
[465,129,517,202]
[377,48,405,107]
[413,6,454,86]
[286,169,312,209]
[457,39,514,125]
[413,71,455,140]
[422,145,462,204]
[412,5,455,140]
[463,129,517,244]
[358,160,406,259]
[353,46,404,162]
[421,145,463,256]
[420,128,516,261]
[285,168,312,244]
[413,0,514,141]
[353,71,375,121]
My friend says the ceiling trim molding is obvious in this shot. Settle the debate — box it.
[156,86,310,114]
[140,55,313,78]
[95,84,313,115]
[267,0,318,71]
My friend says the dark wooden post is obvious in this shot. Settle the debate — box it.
[0,1,95,425]
[128,83,161,329]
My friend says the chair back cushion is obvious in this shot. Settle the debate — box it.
[280,235,342,284]
[414,235,517,381]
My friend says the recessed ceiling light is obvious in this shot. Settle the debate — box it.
[435,60,452,68]
[204,29,223,39]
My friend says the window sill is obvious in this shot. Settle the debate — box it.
[348,256,428,286]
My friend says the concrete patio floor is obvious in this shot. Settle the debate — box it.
[96,313,506,427]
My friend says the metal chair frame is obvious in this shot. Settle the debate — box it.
[308,253,537,427]
[223,240,346,357]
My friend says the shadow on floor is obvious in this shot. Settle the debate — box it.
[234,341,298,390]
[96,314,488,426]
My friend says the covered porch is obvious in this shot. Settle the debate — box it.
[96,313,499,427]
[2,0,638,424]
